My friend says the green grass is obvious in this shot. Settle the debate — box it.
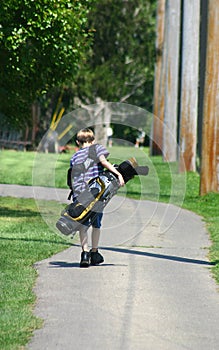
[0,197,70,349]
[0,150,70,188]
[0,148,219,349]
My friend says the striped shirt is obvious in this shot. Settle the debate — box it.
[70,144,109,198]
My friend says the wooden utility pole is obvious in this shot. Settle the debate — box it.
[163,0,181,162]
[179,0,200,172]
[200,0,219,195]
[151,0,166,156]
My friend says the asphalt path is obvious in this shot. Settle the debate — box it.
[1,184,219,349]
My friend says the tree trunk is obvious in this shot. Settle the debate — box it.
[151,0,166,156]
[179,0,200,172]
[31,102,40,144]
[200,0,219,195]
[163,0,181,162]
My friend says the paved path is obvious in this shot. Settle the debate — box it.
[1,184,219,349]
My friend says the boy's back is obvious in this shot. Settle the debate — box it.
[70,144,109,199]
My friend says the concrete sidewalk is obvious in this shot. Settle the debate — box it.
[1,184,219,349]
[0,183,69,203]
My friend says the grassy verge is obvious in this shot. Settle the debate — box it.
[0,197,70,349]
[0,148,219,349]
[0,150,69,188]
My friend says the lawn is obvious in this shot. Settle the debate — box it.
[0,148,219,349]
[0,196,70,349]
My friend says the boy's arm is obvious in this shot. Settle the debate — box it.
[99,154,125,186]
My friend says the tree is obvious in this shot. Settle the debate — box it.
[0,0,94,127]
[73,0,156,109]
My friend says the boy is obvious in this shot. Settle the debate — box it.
[70,128,124,267]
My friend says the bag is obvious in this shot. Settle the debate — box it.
[56,157,149,236]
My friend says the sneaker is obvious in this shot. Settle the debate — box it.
[90,249,104,265]
[80,251,90,268]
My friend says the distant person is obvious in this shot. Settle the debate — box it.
[107,126,113,147]
[70,128,124,267]
[135,128,145,148]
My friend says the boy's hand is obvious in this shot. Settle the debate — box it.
[118,173,125,187]
[99,155,125,186]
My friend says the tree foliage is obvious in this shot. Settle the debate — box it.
[0,0,94,127]
[74,0,156,109]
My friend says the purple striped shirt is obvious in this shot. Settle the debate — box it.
[70,144,109,198]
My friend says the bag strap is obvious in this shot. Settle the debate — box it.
[67,144,99,198]
[88,144,99,163]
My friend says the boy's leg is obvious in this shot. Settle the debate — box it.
[90,213,104,265]
[91,212,103,251]
[79,225,90,267]
[91,227,100,252]
[79,225,89,252]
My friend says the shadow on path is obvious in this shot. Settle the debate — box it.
[47,244,214,268]
[101,246,214,266]
[49,261,121,268]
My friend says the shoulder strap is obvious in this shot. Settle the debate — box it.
[88,144,99,163]
[67,144,100,199]
[70,144,99,179]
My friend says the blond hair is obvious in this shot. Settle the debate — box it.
[76,128,95,145]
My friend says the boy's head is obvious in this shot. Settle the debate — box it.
[76,128,95,146]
